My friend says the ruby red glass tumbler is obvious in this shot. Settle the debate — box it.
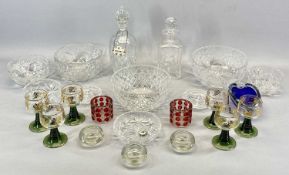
[90,96,113,123]
[170,99,192,127]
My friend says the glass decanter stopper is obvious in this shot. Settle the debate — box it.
[212,109,240,151]
[25,89,48,133]
[40,104,68,148]
[110,6,136,72]
[203,88,228,130]
[235,95,262,138]
[61,84,85,126]
[158,17,183,79]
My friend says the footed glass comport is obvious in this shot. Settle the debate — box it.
[204,88,227,130]
[62,84,85,126]
[25,89,48,133]
[40,104,67,148]
[212,110,240,151]
[235,95,262,138]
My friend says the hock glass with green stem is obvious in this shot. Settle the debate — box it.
[25,89,48,133]
[235,95,262,138]
[40,103,67,148]
[61,84,85,126]
[203,88,228,130]
[212,109,240,151]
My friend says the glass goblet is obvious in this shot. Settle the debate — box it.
[40,104,67,148]
[212,110,240,151]
[61,84,85,126]
[25,89,48,133]
[235,95,262,138]
[203,88,228,130]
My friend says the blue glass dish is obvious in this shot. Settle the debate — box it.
[228,83,261,108]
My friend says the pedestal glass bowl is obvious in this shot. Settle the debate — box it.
[24,79,62,103]
[25,89,48,132]
[40,104,67,148]
[54,43,103,82]
[235,95,262,138]
[61,84,85,126]
[204,88,228,130]
[192,46,248,88]
[111,65,170,111]
[7,55,52,86]
[113,111,162,145]
[212,110,240,151]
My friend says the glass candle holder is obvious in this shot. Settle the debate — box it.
[90,96,113,123]
[25,89,48,133]
[212,110,240,151]
[61,84,85,126]
[121,143,148,168]
[235,95,262,138]
[204,88,228,130]
[79,125,104,147]
[170,99,192,127]
[40,104,67,148]
[170,130,196,153]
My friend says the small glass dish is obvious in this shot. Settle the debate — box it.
[79,125,104,148]
[170,130,196,153]
[192,45,248,88]
[246,65,284,96]
[7,55,52,86]
[54,42,103,82]
[113,111,162,145]
[121,143,148,168]
[182,88,207,110]
[111,65,170,111]
[24,79,62,103]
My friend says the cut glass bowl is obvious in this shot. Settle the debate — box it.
[246,65,284,96]
[192,46,248,88]
[7,55,52,86]
[54,43,103,82]
[111,65,170,111]
[113,111,162,145]
[24,79,62,104]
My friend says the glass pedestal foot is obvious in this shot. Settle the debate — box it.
[203,116,219,130]
[235,124,258,138]
[212,135,236,151]
[65,113,85,126]
[29,120,47,133]
[43,131,68,148]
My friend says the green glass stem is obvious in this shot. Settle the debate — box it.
[49,128,61,143]
[241,118,253,133]
[208,111,216,126]
[68,105,80,121]
[219,130,230,143]
[34,112,42,128]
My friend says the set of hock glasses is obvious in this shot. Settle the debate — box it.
[7,6,282,168]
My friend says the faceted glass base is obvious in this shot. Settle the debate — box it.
[43,132,68,148]
[203,116,219,130]
[29,121,47,133]
[65,113,85,126]
[212,135,236,151]
[235,124,258,138]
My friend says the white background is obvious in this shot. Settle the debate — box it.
[0,0,289,175]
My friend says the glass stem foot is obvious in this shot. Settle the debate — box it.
[235,118,258,138]
[29,112,47,133]
[65,106,85,126]
[212,130,236,151]
[43,128,68,148]
[203,111,219,130]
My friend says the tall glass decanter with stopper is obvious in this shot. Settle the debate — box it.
[110,6,136,72]
[158,17,183,79]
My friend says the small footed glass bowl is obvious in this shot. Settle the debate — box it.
[111,65,170,111]
[113,111,162,145]
[246,65,284,96]
[7,55,52,86]
[54,43,103,82]
[192,46,248,88]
